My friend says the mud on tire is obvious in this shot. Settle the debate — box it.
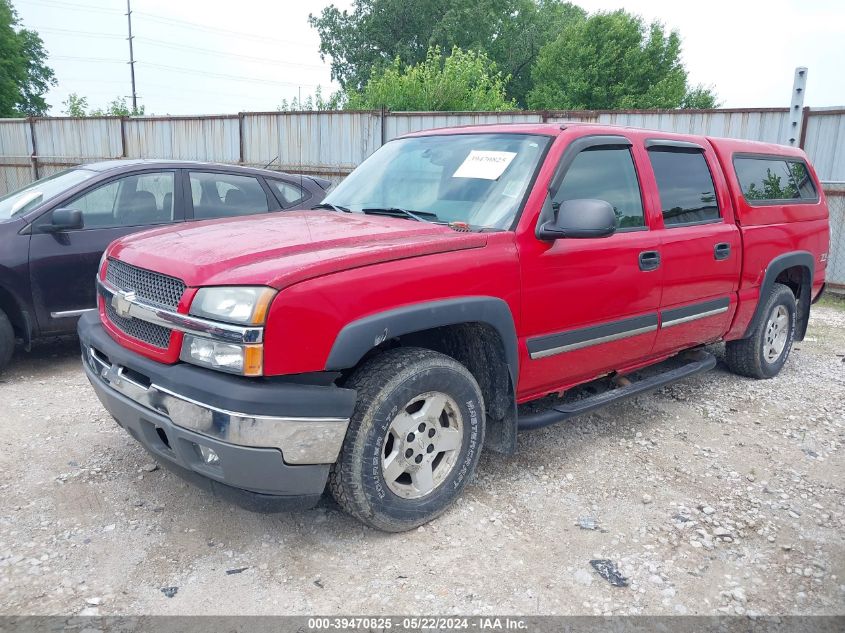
[726,282,796,379]
[329,347,485,532]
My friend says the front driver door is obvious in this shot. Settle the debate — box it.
[517,134,663,400]
[28,169,181,335]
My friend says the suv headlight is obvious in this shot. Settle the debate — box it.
[181,286,276,376]
[189,286,276,325]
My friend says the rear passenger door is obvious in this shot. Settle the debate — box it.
[644,140,741,356]
[186,171,276,220]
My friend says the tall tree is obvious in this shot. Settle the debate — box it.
[0,0,55,117]
[346,46,515,112]
[309,0,584,106]
[528,10,718,110]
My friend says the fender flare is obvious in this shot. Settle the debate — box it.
[325,296,519,383]
[743,251,814,340]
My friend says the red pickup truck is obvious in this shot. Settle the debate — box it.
[79,123,829,531]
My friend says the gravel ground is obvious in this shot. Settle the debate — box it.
[1,305,843,616]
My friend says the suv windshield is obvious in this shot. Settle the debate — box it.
[0,168,96,221]
[323,133,549,230]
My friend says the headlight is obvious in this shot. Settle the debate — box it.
[189,286,276,325]
[180,334,263,376]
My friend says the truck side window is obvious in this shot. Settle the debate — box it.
[555,147,645,229]
[733,157,817,202]
[648,148,720,226]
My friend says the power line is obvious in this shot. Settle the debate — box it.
[53,55,126,63]
[133,37,326,70]
[21,0,123,15]
[138,61,320,88]
[132,11,311,46]
[51,57,321,88]
[33,26,124,39]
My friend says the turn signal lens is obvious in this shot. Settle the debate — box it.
[242,345,263,377]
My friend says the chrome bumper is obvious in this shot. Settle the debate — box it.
[84,345,349,465]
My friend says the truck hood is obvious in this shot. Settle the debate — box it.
[108,210,487,289]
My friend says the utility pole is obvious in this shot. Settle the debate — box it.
[787,66,807,146]
[126,0,137,114]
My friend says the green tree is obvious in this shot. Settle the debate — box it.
[62,92,88,116]
[309,0,584,106]
[0,0,56,116]
[527,10,718,110]
[89,96,145,117]
[346,46,515,112]
[277,85,345,111]
[62,94,145,117]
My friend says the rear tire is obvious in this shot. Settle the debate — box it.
[0,308,14,373]
[329,347,485,532]
[726,283,796,379]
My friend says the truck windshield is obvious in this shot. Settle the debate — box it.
[323,133,550,230]
[0,168,96,221]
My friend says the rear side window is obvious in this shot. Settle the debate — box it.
[555,147,645,229]
[267,179,307,208]
[189,172,269,219]
[734,157,817,202]
[647,148,720,226]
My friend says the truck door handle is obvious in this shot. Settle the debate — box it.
[638,250,661,271]
[714,242,731,260]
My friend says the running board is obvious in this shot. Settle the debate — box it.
[517,351,717,431]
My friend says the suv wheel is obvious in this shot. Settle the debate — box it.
[329,347,485,532]
[726,282,796,379]
[0,308,14,372]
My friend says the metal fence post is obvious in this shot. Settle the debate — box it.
[238,112,245,165]
[28,117,38,180]
[787,67,807,146]
[120,116,127,158]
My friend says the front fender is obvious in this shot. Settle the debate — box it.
[325,296,519,384]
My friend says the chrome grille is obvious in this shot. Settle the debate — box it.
[105,301,172,349]
[104,259,185,349]
[106,259,185,309]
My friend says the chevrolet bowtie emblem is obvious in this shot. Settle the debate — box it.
[112,289,136,319]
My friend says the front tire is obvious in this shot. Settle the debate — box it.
[0,308,14,373]
[726,282,796,379]
[329,347,485,532]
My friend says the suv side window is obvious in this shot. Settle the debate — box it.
[647,148,720,226]
[733,156,817,202]
[189,172,269,219]
[267,179,307,208]
[554,147,645,229]
[68,171,175,228]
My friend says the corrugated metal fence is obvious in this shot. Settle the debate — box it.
[0,106,843,285]
[3,107,844,189]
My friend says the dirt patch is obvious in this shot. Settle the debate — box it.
[1,308,843,616]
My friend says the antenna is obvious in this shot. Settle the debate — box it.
[298,86,303,190]
[126,0,138,113]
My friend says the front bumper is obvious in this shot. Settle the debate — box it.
[78,312,356,511]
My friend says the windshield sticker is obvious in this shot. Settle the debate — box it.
[453,150,517,180]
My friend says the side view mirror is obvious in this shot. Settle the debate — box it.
[44,208,84,232]
[538,198,617,240]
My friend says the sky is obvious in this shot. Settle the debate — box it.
[12,0,845,116]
